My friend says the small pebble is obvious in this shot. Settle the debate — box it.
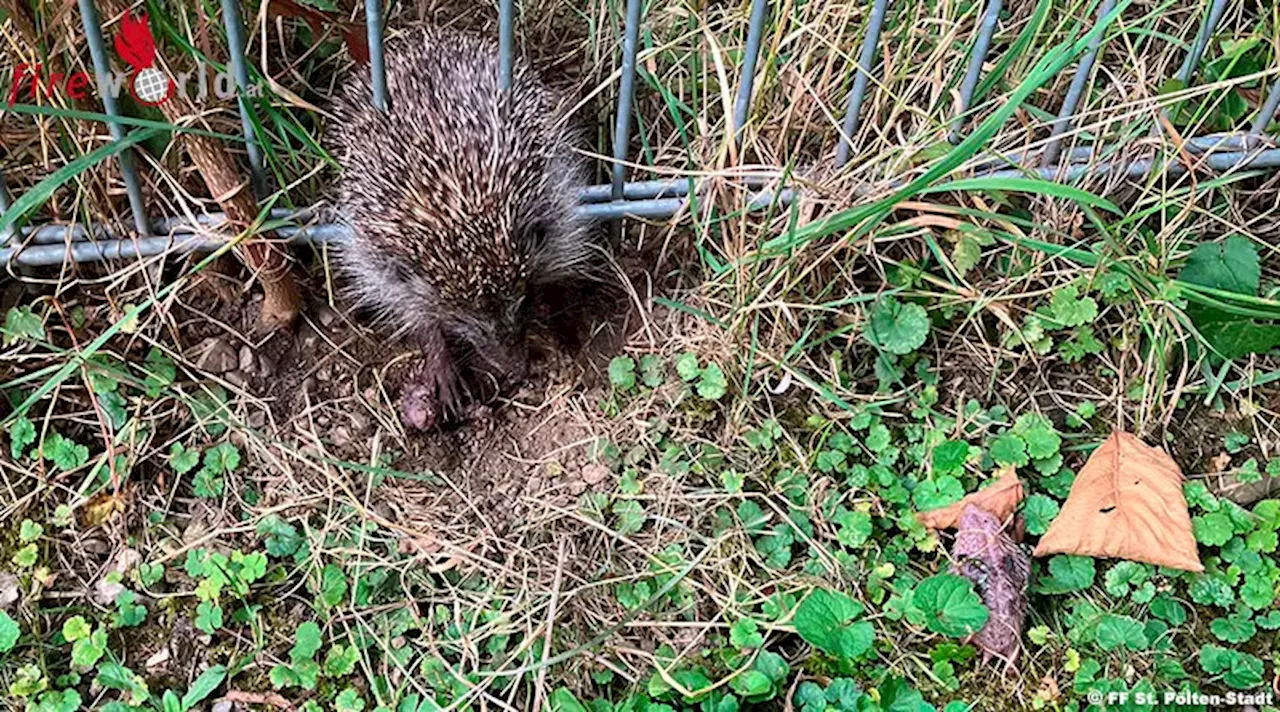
[194,337,237,374]
[317,304,338,328]
[331,426,352,447]
[298,324,320,351]
[238,345,256,374]
[257,354,277,378]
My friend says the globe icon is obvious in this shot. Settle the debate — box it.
[132,68,171,104]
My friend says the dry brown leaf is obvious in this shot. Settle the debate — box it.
[83,492,126,527]
[1033,431,1203,572]
[917,467,1024,530]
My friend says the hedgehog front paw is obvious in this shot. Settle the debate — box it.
[399,382,441,430]
[398,347,460,431]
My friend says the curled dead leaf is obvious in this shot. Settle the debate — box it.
[918,467,1024,530]
[83,492,126,527]
[1033,431,1203,572]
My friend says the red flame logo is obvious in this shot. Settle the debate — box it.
[113,12,157,70]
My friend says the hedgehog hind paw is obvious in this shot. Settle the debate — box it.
[399,382,441,430]
[399,373,464,430]
[399,342,463,431]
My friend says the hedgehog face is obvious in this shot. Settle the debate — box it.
[441,288,531,393]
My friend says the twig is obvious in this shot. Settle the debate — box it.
[221,691,295,710]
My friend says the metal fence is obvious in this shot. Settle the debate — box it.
[2,0,1280,268]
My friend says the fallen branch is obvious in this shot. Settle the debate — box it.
[157,97,302,328]
[221,690,295,710]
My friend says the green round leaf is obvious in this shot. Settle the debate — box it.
[912,574,989,638]
[0,611,20,652]
[1096,614,1147,651]
[793,589,875,659]
[864,297,930,355]
[1022,495,1060,536]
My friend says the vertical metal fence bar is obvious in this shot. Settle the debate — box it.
[221,0,266,197]
[77,0,150,236]
[611,0,643,202]
[366,0,388,112]
[0,168,16,246]
[1042,0,1116,166]
[732,0,769,138]
[948,0,1003,144]
[499,0,516,89]
[835,0,890,167]
[1251,77,1280,135]
[1174,0,1228,84]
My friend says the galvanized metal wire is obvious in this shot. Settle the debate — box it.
[366,0,389,112]
[7,0,1280,271]
[948,0,1003,144]
[499,0,516,89]
[835,0,889,167]
[732,0,769,137]
[610,0,644,202]
[1042,0,1117,166]
[1175,0,1229,84]
[1252,80,1280,135]
[220,0,267,196]
[11,133,1280,267]
[76,0,150,236]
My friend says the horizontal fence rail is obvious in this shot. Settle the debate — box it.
[3,0,1280,272]
[8,137,1280,268]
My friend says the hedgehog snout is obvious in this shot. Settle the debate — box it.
[450,310,531,392]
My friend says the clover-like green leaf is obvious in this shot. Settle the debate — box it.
[912,574,988,638]
[62,616,91,642]
[864,296,930,355]
[1047,285,1099,328]
[291,621,323,664]
[1179,236,1260,296]
[8,416,36,460]
[335,688,365,712]
[1095,614,1147,651]
[931,440,970,475]
[324,644,361,677]
[168,442,200,475]
[793,589,875,659]
[1022,495,1059,536]
[18,519,42,543]
[1210,612,1256,644]
[43,433,89,472]
[257,515,302,558]
[697,362,728,400]
[0,611,20,652]
[675,352,700,382]
[1039,555,1095,594]
[1199,644,1265,689]
[729,618,763,650]
[989,433,1028,467]
[608,356,636,391]
[195,602,223,634]
[3,305,46,346]
[1192,511,1233,546]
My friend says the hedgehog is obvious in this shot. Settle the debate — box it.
[950,504,1031,673]
[326,26,592,430]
